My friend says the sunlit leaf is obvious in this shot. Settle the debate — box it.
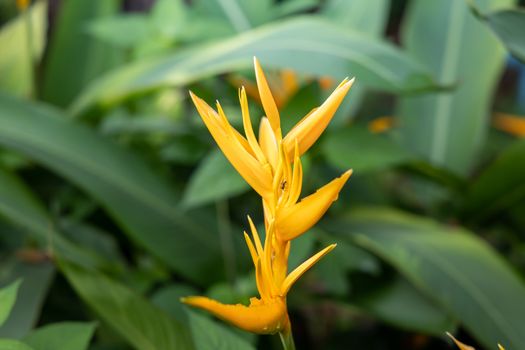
[398,0,512,174]
[71,17,435,115]
[0,1,46,96]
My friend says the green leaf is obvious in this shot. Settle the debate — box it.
[320,0,390,120]
[485,8,525,62]
[0,166,115,269]
[187,310,255,350]
[0,280,21,328]
[0,339,34,350]
[23,322,96,350]
[0,93,221,285]
[0,1,47,96]
[61,262,195,350]
[322,125,412,173]
[397,0,512,174]
[183,150,249,208]
[86,14,152,49]
[71,16,435,115]
[359,278,456,336]
[330,207,525,349]
[321,0,389,34]
[464,139,525,221]
[0,262,54,339]
[41,0,123,107]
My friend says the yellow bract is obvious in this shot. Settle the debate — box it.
[183,57,354,336]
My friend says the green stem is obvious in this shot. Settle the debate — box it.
[279,330,296,350]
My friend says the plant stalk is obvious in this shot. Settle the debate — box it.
[279,329,296,350]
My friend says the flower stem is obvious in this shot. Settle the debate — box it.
[279,330,296,350]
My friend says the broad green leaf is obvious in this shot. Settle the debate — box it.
[86,14,152,49]
[480,7,525,62]
[320,0,390,120]
[152,284,198,323]
[0,93,221,285]
[183,150,249,208]
[41,0,122,107]
[0,339,34,350]
[187,310,255,350]
[321,0,389,35]
[71,17,435,115]
[0,1,46,96]
[330,207,525,349]
[464,139,525,221]
[23,322,96,350]
[0,280,21,328]
[359,278,456,336]
[0,262,53,339]
[0,166,113,268]
[398,0,512,174]
[61,262,195,350]
[322,125,412,173]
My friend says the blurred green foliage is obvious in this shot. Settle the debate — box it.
[0,0,525,349]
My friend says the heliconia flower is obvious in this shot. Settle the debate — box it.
[182,220,336,335]
[184,57,353,347]
[190,58,354,241]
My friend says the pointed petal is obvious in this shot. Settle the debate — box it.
[276,170,352,241]
[244,231,258,267]
[181,296,287,334]
[281,244,336,295]
[259,117,279,170]
[190,92,272,197]
[286,141,303,206]
[239,87,267,164]
[498,345,505,350]
[446,333,476,350]
[254,57,281,139]
[283,78,354,158]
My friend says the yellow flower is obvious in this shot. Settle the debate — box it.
[183,57,353,339]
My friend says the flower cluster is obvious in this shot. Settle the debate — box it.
[182,58,353,340]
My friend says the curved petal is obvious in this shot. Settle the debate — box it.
[259,117,279,170]
[281,244,336,295]
[181,296,287,334]
[276,170,352,241]
[254,57,281,140]
[190,92,272,198]
[283,78,354,158]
